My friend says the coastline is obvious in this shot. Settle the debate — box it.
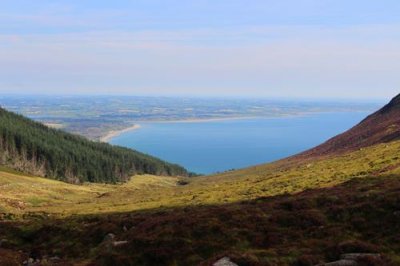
[100,124,141,143]
[146,116,262,124]
[100,115,302,142]
[100,111,363,143]
[100,117,258,143]
[133,113,310,124]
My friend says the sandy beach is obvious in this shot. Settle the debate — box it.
[99,117,254,143]
[100,124,141,142]
[100,116,294,142]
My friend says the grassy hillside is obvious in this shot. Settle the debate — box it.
[0,143,399,265]
[1,139,400,216]
[1,96,400,265]
[1,138,400,265]
[1,174,399,265]
[0,107,190,183]
[0,166,182,215]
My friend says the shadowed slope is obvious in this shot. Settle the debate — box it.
[1,175,398,265]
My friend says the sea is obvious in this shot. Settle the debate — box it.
[110,112,369,174]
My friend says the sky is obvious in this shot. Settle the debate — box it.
[0,0,399,100]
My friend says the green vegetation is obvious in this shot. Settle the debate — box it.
[1,138,399,265]
[0,175,398,265]
[1,96,399,265]
[0,139,399,216]
[0,107,190,183]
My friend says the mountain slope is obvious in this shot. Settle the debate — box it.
[2,96,400,265]
[2,96,400,214]
[1,174,398,265]
[1,139,400,216]
[0,107,190,183]
[295,93,400,159]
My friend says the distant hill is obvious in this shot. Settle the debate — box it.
[296,93,400,159]
[0,107,190,183]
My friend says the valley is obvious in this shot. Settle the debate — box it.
[1,95,400,265]
[1,143,400,265]
[2,1,399,265]
[1,138,400,216]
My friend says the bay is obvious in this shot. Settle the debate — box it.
[110,112,369,174]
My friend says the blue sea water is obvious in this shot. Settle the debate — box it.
[110,112,369,174]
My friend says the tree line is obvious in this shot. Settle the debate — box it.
[0,107,191,183]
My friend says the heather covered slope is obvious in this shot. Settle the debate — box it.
[2,96,400,265]
[1,175,399,265]
[0,107,190,183]
[295,93,400,159]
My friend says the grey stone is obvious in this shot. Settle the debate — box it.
[317,253,382,266]
[103,233,115,242]
[319,259,358,266]
[49,256,61,262]
[113,240,129,247]
[341,253,380,260]
[213,257,239,266]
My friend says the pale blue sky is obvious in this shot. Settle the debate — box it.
[0,1,399,99]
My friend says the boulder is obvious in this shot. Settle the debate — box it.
[317,253,382,266]
[113,241,129,247]
[103,233,115,242]
[341,253,381,261]
[102,233,128,250]
[213,257,239,266]
[320,259,358,266]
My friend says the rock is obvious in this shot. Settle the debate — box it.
[113,240,129,247]
[49,256,61,262]
[102,233,116,251]
[317,259,358,266]
[316,253,382,266]
[102,233,128,250]
[123,225,128,232]
[213,257,239,266]
[341,253,381,260]
[103,233,115,242]
[23,258,39,266]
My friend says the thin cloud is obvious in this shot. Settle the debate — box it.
[0,1,399,98]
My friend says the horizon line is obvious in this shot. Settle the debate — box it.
[0,92,390,103]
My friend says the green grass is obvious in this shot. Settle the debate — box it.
[1,140,400,216]
[1,140,400,265]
